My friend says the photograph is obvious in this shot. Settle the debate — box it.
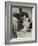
[11,7,32,39]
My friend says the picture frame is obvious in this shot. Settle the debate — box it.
[5,1,37,44]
